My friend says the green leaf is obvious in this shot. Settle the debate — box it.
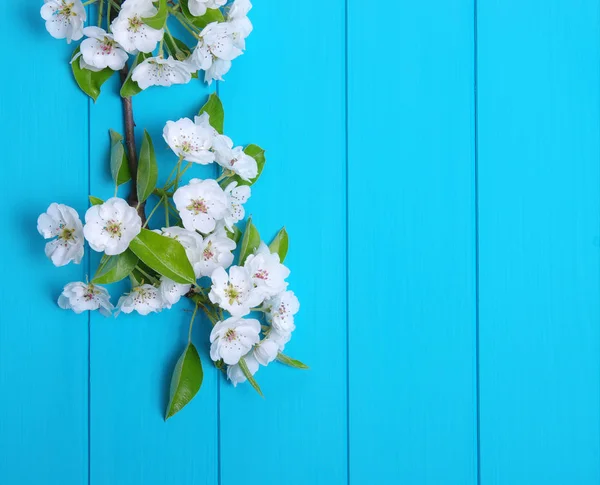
[269,227,289,263]
[120,52,152,98]
[222,145,266,187]
[137,130,158,204]
[165,343,203,420]
[129,229,196,284]
[180,1,224,28]
[226,225,242,244]
[109,130,131,186]
[70,47,115,102]
[239,217,260,265]
[164,34,191,61]
[143,0,168,29]
[239,357,263,397]
[89,196,104,206]
[277,353,309,370]
[92,250,139,285]
[198,93,224,134]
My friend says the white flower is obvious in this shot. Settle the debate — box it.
[163,116,215,164]
[79,27,129,71]
[156,226,205,278]
[37,203,84,267]
[209,266,263,316]
[197,226,236,277]
[244,242,290,298]
[159,277,191,309]
[111,0,164,54]
[253,337,278,366]
[227,351,259,386]
[41,0,86,43]
[228,0,252,19]
[58,282,113,316]
[210,316,260,365]
[265,290,300,334]
[222,182,250,231]
[132,56,192,90]
[227,0,253,50]
[173,178,228,234]
[83,197,142,256]
[117,284,163,315]
[188,0,227,17]
[188,22,240,80]
[204,58,232,84]
[213,135,258,181]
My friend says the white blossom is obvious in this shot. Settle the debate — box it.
[200,22,242,61]
[163,116,215,164]
[83,197,142,256]
[58,282,113,316]
[244,242,290,298]
[253,337,278,366]
[156,226,205,278]
[223,182,250,231]
[188,0,227,17]
[111,0,164,54]
[132,56,192,90]
[79,27,129,71]
[209,266,263,316]
[159,277,191,309]
[213,135,258,181]
[41,0,86,43]
[196,226,236,277]
[173,178,228,234]
[210,316,260,365]
[204,58,232,84]
[227,351,259,386]
[37,203,84,267]
[227,0,253,50]
[265,290,300,335]
[117,284,163,315]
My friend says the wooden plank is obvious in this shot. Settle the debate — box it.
[478,1,600,483]
[217,1,348,484]
[0,4,89,484]
[347,0,477,483]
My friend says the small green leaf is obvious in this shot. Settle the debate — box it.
[226,225,242,244]
[143,0,168,29]
[222,145,266,187]
[120,52,152,98]
[93,250,139,285]
[71,47,115,102]
[109,130,131,186]
[164,34,191,61]
[180,1,224,28]
[277,353,309,369]
[129,229,196,284]
[89,196,104,206]
[269,228,289,263]
[137,130,158,204]
[198,93,224,134]
[239,357,263,397]
[166,343,203,420]
[239,217,260,265]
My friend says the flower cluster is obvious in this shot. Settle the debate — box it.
[41,0,253,94]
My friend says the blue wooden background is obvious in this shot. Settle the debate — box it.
[1,0,599,484]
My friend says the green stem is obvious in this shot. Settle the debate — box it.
[82,0,98,6]
[135,265,158,285]
[171,11,200,37]
[143,196,165,228]
[164,196,170,226]
[188,303,199,342]
[164,163,192,191]
[97,0,105,27]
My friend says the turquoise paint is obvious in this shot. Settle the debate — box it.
[1,1,599,484]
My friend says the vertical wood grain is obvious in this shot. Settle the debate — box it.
[0,4,89,484]
[217,1,348,484]
[477,1,600,484]
[347,1,478,483]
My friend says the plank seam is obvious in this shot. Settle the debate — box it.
[216,80,222,485]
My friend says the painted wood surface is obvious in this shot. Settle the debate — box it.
[1,1,600,484]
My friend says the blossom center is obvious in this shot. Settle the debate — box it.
[254,269,269,280]
[224,283,240,305]
[83,285,97,302]
[104,220,123,238]
[224,329,238,342]
[128,15,144,33]
[178,138,199,154]
[100,37,116,54]
[203,242,214,261]
[59,226,75,241]
[187,198,208,215]
[55,2,75,17]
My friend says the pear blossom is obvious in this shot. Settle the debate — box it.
[244,242,290,298]
[253,337,279,366]
[159,277,191,309]
[41,0,86,43]
[156,226,205,278]
[213,135,258,181]
[188,22,241,82]
[223,182,250,231]
[210,316,261,365]
[79,27,129,71]
[227,352,259,386]
[117,284,163,315]
[265,290,300,334]
[132,56,192,90]
[227,0,253,50]
[37,203,84,267]
[209,266,263,316]
[111,0,164,54]
[173,178,228,234]
[188,0,227,17]
[83,197,142,256]
[163,116,215,164]
[58,282,114,316]
[196,227,236,277]
[204,59,232,84]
